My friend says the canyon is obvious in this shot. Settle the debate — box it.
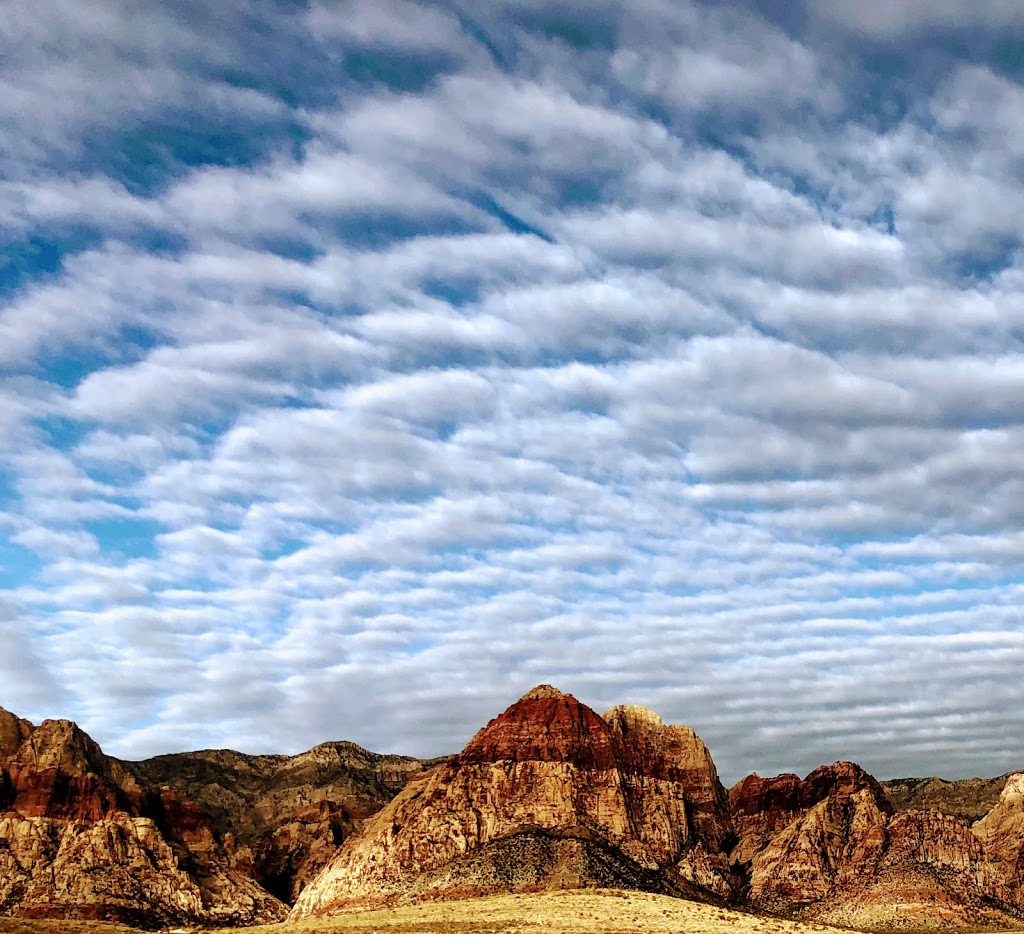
[1,689,1022,931]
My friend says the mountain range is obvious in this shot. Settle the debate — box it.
[1,688,1022,932]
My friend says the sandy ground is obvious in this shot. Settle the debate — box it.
[0,890,854,934]
[1,890,1022,934]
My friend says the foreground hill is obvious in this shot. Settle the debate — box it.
[0,889,859,934]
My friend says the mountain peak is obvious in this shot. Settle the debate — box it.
[458,684,616,769]
[518,684,566,702]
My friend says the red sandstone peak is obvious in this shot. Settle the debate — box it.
[457,685,618,769]
[291,686,739,918]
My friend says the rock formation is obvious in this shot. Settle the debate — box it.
[0,708,286,926]
[4,691,1024,931]
[125,741,440,902]
[974,772,1024,906]
[732,762,1019,930]
[290,685,738,918]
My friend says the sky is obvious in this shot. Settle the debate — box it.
[3,0,1024,786]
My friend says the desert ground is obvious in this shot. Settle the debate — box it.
[3,890,1021,934]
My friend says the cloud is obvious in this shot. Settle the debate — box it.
[3,0,1024,787]
[809,0,1024,39]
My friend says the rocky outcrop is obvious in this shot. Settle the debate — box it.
[729,762,888,866]
[0,708,286,926]
[125,741,441,903]
[290,686,738,918]
[733,762,1019,930]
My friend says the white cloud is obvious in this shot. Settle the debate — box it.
[3,0,1024,787]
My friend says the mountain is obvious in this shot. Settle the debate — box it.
[3,689,1024,932]
[0,707,285,926]
[290,685,738,918]
[123,742,445,902]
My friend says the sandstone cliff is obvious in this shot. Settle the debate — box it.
[290,686,738,918]
[974,772,1024,906]
[0,708,286,926]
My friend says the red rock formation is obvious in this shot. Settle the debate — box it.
[290,686,738,918]
[730,761,890,865]
[733,762,1020,930]
[0,708,286,926]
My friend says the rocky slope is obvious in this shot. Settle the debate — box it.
[125,741,441,902]
[0,707,285,926]
[290,685,739,917]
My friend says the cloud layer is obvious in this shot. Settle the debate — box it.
[4,0,1024,784]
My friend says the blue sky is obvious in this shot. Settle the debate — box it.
[3,0,1024,784]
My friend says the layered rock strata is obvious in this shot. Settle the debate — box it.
[290,685,738,918]
[974,772,1024,906]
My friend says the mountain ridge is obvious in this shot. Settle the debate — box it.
[1,694,1022,932]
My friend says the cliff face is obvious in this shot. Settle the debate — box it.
[290,686,738,918]
[125,741,439,903]
[0,709,286,926]
[974,772,1024,906]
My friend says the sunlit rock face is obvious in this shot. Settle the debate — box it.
[290,686,739,918]
[974,772,1024,906]
[0,707,287,927]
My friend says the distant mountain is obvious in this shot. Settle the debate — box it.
[124,741,445,902]
[881,774,1012,823]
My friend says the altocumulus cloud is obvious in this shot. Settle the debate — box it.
[3,0,1024,783]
